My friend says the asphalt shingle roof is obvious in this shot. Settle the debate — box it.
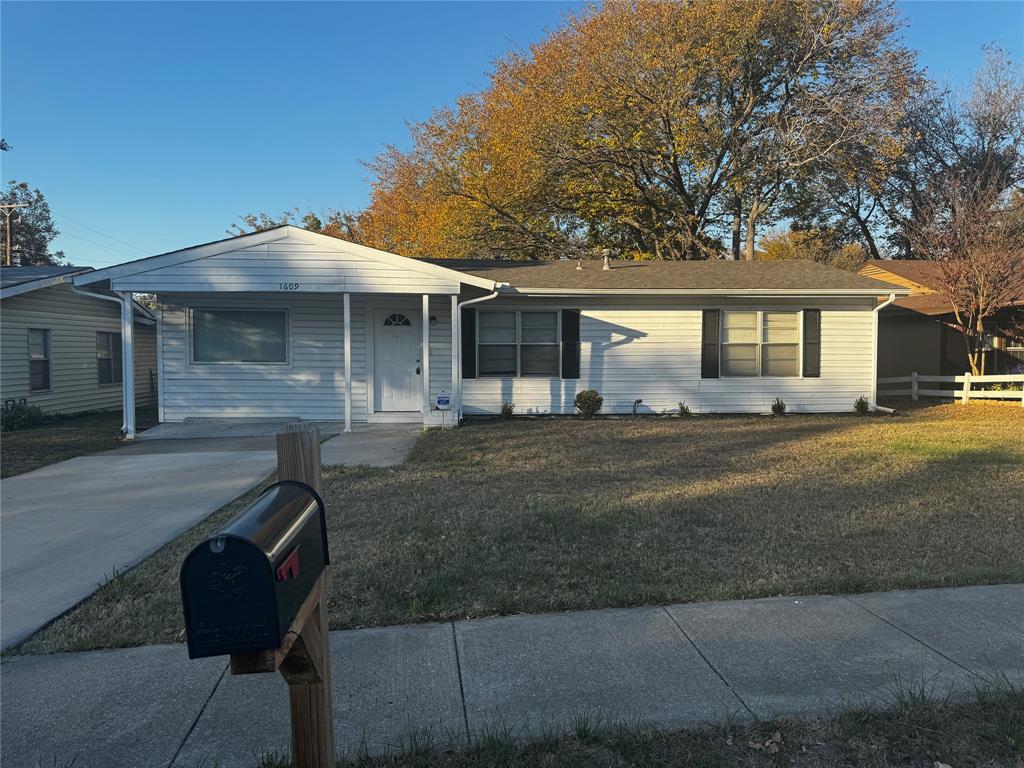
[419,258,899,292]
[0,265,91,289]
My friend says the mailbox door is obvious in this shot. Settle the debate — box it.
[181,538,280,658]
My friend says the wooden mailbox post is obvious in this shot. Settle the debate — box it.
[180,424,335,768]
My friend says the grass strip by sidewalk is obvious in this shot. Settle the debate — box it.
[13,402,1024,655]
[254,686,1024,768]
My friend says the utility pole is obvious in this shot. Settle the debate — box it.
[1,203,29,266]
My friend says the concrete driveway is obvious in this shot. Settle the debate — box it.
[0,422,421,650]
[0,439,277,650]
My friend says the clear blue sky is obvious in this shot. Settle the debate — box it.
[2,1,1021,268]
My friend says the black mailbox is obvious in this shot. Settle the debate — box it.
[180,480,329,659]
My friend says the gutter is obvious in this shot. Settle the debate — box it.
[71,286,143,437]
[870,293,897,413]
[454,287,504,421]
[501,287,912,298]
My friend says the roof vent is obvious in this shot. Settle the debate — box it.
[601,248,612,271]
[576,258,583,271]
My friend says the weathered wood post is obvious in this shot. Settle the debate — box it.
[960,372,972,405]
[274,423,335,768]
[911,371,918,401]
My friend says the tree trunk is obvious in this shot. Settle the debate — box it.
[744,202,761,261]
[731,195,742,260]
[855,217,880,261]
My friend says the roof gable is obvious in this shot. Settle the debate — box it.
[74,226,496,293]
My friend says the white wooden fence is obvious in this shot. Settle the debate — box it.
[878,372,1024,406]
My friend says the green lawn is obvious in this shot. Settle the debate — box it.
[1,406,158,478]
[15,402,1024,655]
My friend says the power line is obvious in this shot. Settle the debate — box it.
[54,212,150,254]
[57,231,144,260]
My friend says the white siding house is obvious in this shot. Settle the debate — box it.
[1,267,157,416]
[72,226,907,436]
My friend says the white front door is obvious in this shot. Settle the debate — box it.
[373,308,421,412]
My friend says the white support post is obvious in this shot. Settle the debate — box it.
[343,293,352,433]
[118,291,136,440]
[960,371,972,405]
[450,295,459,423]
[911,371,918,401]
[422,294,430,421]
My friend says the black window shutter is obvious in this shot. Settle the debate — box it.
[803,309,821,377]
[561,309,581,379]
[701,309,720,378]
[461,307,477,379]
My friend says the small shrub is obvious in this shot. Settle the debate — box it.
[771,397,787,416]
[631,399,643,419]
[1,403,50,432]
[499,401,515,420]
[854,396,870,416]
[574,389,603,418]
[678,401,692,417]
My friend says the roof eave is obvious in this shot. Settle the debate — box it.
[501,287,913,297]
[1,269,95,299]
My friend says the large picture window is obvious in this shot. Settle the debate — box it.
[191,309,288,363]
[721,310,800,377]
[28,328,51,391]
[97,331,123,384]
[478,310,560,377]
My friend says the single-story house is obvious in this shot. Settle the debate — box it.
[1,265,157,416]
[858,259,1024,378]
[71,226,908,437]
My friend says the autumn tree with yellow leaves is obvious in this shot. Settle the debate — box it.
[358,0,918,260]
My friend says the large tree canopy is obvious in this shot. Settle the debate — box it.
[358,0,918,260]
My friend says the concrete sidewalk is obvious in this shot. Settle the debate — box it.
[3,584,1021,768]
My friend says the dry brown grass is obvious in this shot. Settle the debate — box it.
[15,402,1023,655]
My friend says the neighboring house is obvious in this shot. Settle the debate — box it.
[1,266,157,416]
[72,226,907,436]
[858,259,1024,377]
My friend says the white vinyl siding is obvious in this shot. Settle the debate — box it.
[0,284,156,414]
[462,297,876,415]
[113,233,461,295]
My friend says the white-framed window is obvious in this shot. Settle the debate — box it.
[721,310,800,378]
[478,310,560,377]
[97,331,123,385]
[28,328,51,391]
[190,309,288,364]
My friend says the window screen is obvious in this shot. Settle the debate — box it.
[97,331,123,384]
[478,311,560,377]
[28,328,51,391]
[192,309,287,363]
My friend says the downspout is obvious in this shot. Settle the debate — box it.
[871,292,897,413]
[455,288,502,421]
[70,285,139,437]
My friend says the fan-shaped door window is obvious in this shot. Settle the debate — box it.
[383,313,411,327]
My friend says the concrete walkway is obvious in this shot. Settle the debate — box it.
[3,584,1021,768]
[0,425,419,651]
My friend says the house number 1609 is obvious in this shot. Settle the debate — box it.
[279,283,300,291]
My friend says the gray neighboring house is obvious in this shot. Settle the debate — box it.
[1,266,157,417]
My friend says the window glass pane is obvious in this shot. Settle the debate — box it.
[31,361,50,391]
[28,329,49,359]
[478,345,517,376]
[762,344,799,376]
[763,312,798,343]
[193,310,287,363]
[521,312,558,343]
[113,336,123,383]
[520,345,559,376]
[97,332,112,358]
[479,312,516,344]
[721,344,758,376]
[721,311,758,343]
